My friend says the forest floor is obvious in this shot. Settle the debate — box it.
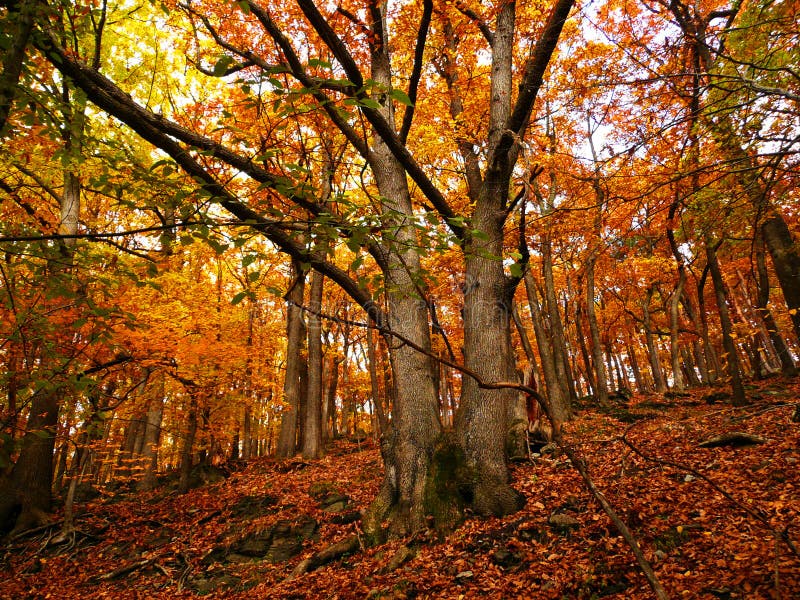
[2,377,799,599]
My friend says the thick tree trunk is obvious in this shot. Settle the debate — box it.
[0,390,59,533]
[361,7,441,539]
[137,393,164,492]
[366,326,388,435]
[457,241,525,516]
[0,0,36,133]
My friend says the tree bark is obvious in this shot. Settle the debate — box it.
[705,237,747,406]
[643,287,668,393]
[669,267,686,392]
[361,3,441,539]
[525,272,569,421]
[276,262,306,459]
[754,234,797,375]
[586,258,610,405]
[302,269,324,460]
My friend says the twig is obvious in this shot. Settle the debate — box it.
[555,436,670,600]
[621,423,799,559]
[93,557,155,582]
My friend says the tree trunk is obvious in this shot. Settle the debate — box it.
[0,390,59,533]
[754,234,797,375]
[525,272,570,421]
[366,325,388,436]
[586,258,610,405]
[137,393,164,492]
[542,234,575,404]
[302,269,324,460]
[178,392,199,495]
[669,267,686,392]
[626,336,648,394]
[276,261,306,459]
[643,287,668,393]
[361,5,441,539]
[705,238,747,406]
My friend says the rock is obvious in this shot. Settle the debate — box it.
[378,545,415,574]
[702,391,731,404]
[491,546,523,569]
[234,529,272,557]
[231,494,278,518]
[230,515,319,563]
[455,570,474,580]
[548,513,580,531]
[330,510,361,525]
[308,481,337,500]
[698,432,768,448]
[188,464,226,489]
[320,492,350,513]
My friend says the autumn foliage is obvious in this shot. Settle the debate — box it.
[1,0,799,596]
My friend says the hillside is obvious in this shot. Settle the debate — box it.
[2,380,799,599]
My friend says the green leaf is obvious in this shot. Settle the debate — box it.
[231,291,248,305]
[389,88,413,106]
[247,271,261,283]
[308,58,332,69]
[350,255,364,271]
[213,55,235,77]
[237,0,251,14]
[509,262,523,278]
[207,239,229,255]
[242,254,257,268]
[358,97,381,110]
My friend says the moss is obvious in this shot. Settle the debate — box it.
[423,432,471,536]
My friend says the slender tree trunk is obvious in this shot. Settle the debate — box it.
[325,356,340,440]
[586,258,610,405]
[669,267,686,392]
[302,269,324,459]
[643,287,668,393]
[626,337,648,394]
[575,304,596,395]
[705,238,747,405]
[754,234,797,375]
[542,235,574,403]
[276,262,306,458]
[178,392,199,494]
[525,272,569,421]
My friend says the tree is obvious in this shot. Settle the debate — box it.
[30,0,576,536]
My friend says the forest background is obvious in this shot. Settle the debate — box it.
[0,0,799,596]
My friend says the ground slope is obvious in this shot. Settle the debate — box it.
[2,378,798,599]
